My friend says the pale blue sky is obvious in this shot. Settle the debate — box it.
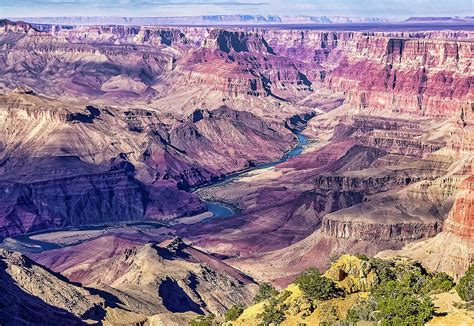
[1,0,472,18]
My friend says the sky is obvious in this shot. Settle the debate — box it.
[1,0,472,19]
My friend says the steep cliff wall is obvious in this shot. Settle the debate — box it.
[444,175,474,238]
[1,20,471,117]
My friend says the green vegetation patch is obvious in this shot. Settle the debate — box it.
[253,283,279,304]
[456,265,474,301]
[295,267,339,300]
[224,304,244,322]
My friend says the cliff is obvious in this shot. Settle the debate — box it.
[1,21,471,117]
[444,175,474,238]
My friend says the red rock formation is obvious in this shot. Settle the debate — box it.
[2,21,471,116]
[444,103,474,238]
[444,175,474,238]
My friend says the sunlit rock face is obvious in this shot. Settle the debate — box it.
[32,236,257,317]
[443,103,474,239]
[444,175,474,238]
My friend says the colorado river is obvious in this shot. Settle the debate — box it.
[2,133,308,252]
[200,133,308,219]
[200,133,308,190]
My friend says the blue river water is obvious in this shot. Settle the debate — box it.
[3,134,308,251]
[257,134,308,169]
[200,133,308,219]
[203,201,236,221]
[199,134,308,190]
[10,233,63,252]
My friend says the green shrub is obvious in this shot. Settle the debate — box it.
[277,290,291,304]
[396,261,444,295]
[295,267,338,300]
[189,313,218,326]
[370,258,395,284]
[456,265,474,301]
[346,258,456,325]
[346,297,378,322]
[396,266,429,294]
[253,283,279,304]
[373,279,434,325]
[224,304,244,322]
[257,296,288,326]
[354,253,369,261]
[423,272,454,294]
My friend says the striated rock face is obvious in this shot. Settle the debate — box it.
[0,172,147,238]
[0,249,104,325]
[0,20,471,116]
[0,172,205,238]
[444,175,474,238]
[377,174,473,279]
[321,217,442,242]
[331,115,445,157]
[324,37,472,117]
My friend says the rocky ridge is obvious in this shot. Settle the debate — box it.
[32,235,257,323]
[0,248,104,325]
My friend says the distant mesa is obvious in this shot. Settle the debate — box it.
[405,16,473,22]
[5,15,393,26]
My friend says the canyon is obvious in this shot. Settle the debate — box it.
[0,18,472,323]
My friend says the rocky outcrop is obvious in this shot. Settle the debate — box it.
[168,106,294,185]
[332,115,445,157]
[321,217,442,242]
[143,106,294,189]
[0,249,104,325]
[324,254,378,293]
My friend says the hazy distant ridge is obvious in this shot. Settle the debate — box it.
[7,15,394,26]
